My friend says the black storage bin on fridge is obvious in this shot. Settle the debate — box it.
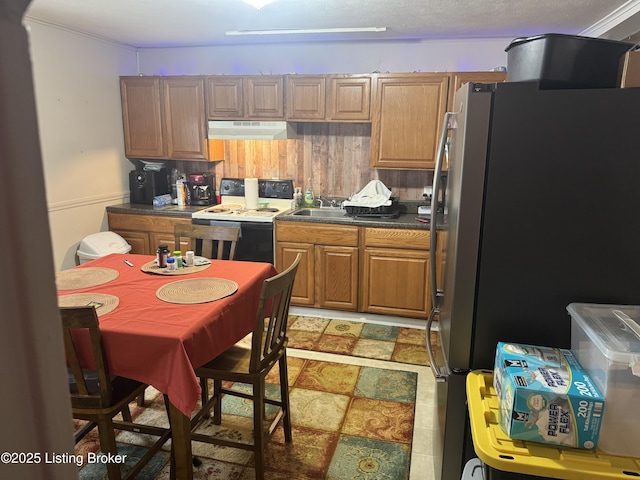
[505,33,633,89]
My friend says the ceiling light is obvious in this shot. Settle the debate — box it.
[243,0,276,9]
[225,27,388,36]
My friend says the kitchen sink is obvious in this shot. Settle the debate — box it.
[292,208,348,218]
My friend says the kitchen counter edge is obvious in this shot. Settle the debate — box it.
[106,203,202,217]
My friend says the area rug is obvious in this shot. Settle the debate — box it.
[74,357,418,479]
[287,315,430,366]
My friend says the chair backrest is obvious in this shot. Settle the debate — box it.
[174,223,240,260]
[61,306,113,409]
[250,253,301,373]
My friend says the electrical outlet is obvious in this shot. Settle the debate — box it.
[423,186,433,196]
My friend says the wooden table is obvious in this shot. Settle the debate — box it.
[57,253,277,480]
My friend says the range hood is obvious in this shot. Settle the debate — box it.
[207,120,297,140]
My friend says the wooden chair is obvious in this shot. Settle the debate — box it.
[174,223,240,260]
[62,306,172,480]
[190,253,301,480]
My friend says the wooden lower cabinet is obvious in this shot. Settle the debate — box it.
[362,248,430,318]
[275,222,359,310]
[361,228,432,319]
[107,212,192,255]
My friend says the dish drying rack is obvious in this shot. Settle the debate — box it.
[344,197,399,218]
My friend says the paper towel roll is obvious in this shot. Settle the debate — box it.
[244,178,259,210]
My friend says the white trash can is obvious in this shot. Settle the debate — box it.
[77,231,131,265]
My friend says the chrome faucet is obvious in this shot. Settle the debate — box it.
[317,196,339,208]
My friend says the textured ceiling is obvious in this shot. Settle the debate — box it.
[24,0,640,48]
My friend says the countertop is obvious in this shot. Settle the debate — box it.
[106,203,204,217]
[106,201,437,230]
[277,201,433,230]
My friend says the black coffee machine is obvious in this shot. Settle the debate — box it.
[129,169,170,204]
[188,173,217,206]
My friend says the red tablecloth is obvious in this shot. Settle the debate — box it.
[58,253,277,416]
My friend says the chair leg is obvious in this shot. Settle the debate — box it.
[278,354,293,443]
[121,405,133,423]
[253,378,266,480]
[137,389,146,406]
[96,416,122,480]
[213,379,223,425]
[200,377,210,418]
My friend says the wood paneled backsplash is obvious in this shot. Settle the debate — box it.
[176,123,430,200]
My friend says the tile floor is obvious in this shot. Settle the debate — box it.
[287,306,439,480]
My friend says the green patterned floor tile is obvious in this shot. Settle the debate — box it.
[355,367,418,403]
[326,434,410,480]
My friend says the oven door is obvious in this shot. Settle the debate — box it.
[192,219,275,264]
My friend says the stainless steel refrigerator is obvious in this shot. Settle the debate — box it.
[427,81,640,480]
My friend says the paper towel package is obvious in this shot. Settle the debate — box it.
[493,342,605,449]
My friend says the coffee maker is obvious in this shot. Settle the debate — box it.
[188,173,216,206]
[129,169,170,204]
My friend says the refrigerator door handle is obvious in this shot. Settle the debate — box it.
[426,307,451,382]
[430,111,455,310]
[426,111,455,383]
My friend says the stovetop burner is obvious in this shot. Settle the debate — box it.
[192,178,294,223]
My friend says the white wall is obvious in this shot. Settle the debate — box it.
[25,20,138,270]
[138,37,511,75]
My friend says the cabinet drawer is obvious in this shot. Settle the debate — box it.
[276,221,359,246]
[108,212,191,233]
[363,227,429,250]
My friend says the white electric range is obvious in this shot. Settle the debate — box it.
[191,178,294,263]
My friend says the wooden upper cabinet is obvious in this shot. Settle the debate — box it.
[327,75,371,121]
[120,76,208,161]
[370,73,450,170]
[207,75,285,119]
[120,77,165,158]
[448,71,507,109]
[286,76,326,121]
[206,76,244,118]
[163,77,208,160]
[244,76,285,119]
[285,74,372,122]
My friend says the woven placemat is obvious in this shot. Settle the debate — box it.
[156,278,238,304]
[140,258,211,276]
[58,293,120,316]
[56,267,119,290]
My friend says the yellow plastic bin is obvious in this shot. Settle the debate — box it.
[466,370,640,480]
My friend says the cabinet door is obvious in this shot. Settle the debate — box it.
[206,76,244,118]
[150,232,191,254]
[316,245,358,310]
[448,71,506,109]
[370,73,449,169]
[163,77,208,160]
[286,76,326,121]
[120,77,165,158]
[245,76,285,119]
[276,242,314,306]
[327,75,371,121]
[113,230,150,255]
[362,247,430,318]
